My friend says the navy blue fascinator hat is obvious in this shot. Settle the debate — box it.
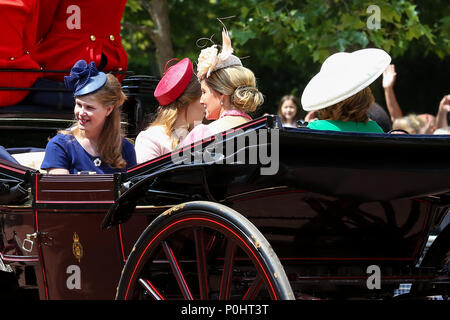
[64,60,107,96]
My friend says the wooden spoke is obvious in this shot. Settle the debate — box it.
[194,227,209,300]
[242,276,263,300]
[117,205,291,301]
[219,239,236,300]
[161,240,194,300]
[138,278,165,300]
[206,234,216,252]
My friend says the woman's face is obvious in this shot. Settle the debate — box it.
[280,100,298,122]
[186,98,205,127]
[74,95,113,135]
[200,80,222,120]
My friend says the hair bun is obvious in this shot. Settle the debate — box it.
[232,85,264,112]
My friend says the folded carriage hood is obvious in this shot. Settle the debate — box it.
[103,121,450,228]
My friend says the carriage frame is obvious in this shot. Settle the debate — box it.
[1,74,449,301]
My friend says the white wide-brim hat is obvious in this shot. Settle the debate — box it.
[301,48,391,111]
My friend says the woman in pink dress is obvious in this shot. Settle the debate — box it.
[180,28,264,146]
[134,58,204,163]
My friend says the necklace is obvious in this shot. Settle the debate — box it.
[219,109,252,120]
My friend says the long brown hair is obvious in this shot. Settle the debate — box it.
[316,87,374,122]
[277,95,300,123]
[150,74,201,149]
[64,74,128,169]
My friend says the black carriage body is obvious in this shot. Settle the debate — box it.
[1,116,450,299]
[109,118,450,299]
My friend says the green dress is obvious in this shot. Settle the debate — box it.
[307,120,384,133]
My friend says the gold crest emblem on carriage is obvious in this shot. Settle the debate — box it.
[72,232,83,263]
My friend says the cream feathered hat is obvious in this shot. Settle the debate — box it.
[196,28,243,80]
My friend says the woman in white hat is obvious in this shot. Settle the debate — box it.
[301,48,391,133]
[180,28,264,146]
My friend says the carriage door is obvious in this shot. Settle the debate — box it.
[32,173,125,299]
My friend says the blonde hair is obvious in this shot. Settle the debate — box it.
[150,74,201,149]
[316,87,374,123]
[393,114,427,134]
[205,65,264,113]
[63,74,128,169]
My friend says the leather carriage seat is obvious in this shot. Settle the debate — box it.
[0,147,45,171]
[7,147,46,171]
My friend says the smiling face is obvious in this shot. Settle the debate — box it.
[280,99,298,122]
[200,80,223,120]
[74,95,113,137]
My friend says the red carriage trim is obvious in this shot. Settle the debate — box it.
[0,163,27,174]
[35,200,115,204]
[118,224,126,263]
[0,253,39,262]
[34,174,49,300]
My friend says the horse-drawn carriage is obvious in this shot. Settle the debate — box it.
[1,73,450,300]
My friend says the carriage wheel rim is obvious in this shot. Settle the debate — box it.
[124,216,279,300]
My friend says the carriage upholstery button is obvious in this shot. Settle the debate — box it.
[90,35,96,41]
[110,35,115,41]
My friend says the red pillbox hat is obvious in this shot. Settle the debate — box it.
[154,58,194,106]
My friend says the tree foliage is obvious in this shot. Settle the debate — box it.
[122,0,449,115]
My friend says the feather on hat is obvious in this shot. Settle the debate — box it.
[197,28,242,80]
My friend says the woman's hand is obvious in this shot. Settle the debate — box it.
[47,168,70,174]
[304,111,317,123]
[438,95,450,113]
[436,94,450,129]
[382,64,397,89]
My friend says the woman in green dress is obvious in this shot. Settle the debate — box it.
[301,48,391,133]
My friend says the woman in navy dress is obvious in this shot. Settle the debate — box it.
[41,60,136,174]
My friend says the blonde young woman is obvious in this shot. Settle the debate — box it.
[41,60,136,174]
[180,29,264,146]
[134,58,204,163]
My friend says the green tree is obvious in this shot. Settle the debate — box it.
[121,0,449,115]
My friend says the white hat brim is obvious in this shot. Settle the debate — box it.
[301,48,391,111]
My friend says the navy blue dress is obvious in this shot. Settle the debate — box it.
[41,134,136,174]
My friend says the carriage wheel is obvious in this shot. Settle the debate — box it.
[116,201,294,300]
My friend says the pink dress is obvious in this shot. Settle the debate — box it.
[180,109,252,147]
[135,126,173,163]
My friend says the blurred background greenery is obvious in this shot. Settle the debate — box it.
[121,0,450,119]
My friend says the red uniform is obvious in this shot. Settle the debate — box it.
[0,0,41,107]
[33,0,128,82]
